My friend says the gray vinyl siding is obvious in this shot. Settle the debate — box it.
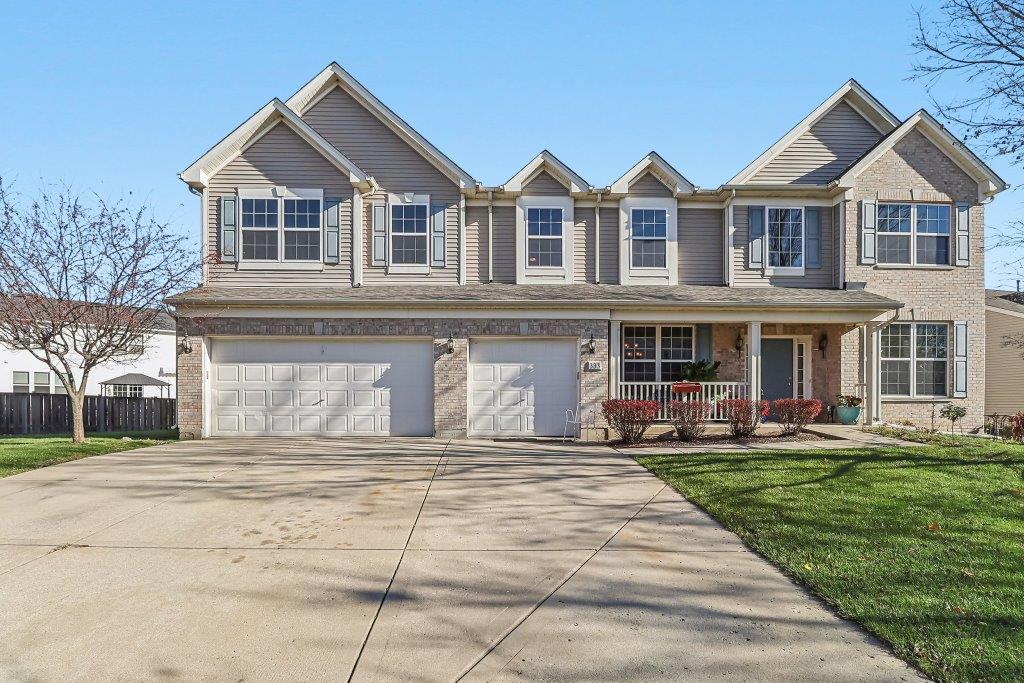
[302,87,460,283]
[206,122,352,286]
[986,309,1024,414]
[360,193,459,285]
[598,206,619,284]
[733,204,835,288]
[628,172,673,197]
[574,208,596,283]
[750,101,882,184]
[678,208,723,285]
[465,206,488,283]
[521,170,569,196]
[491,206,516,283]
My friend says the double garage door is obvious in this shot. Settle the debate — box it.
[210,337,578,438]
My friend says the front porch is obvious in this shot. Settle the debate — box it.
[609,319,886,423]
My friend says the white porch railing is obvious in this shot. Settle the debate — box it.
[618,381,750,421]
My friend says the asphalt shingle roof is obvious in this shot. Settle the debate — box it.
[986,289,1024,315]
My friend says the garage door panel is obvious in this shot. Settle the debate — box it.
[211,340,433,437]
[469,339,577,437]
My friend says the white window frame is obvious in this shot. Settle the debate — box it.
[876,203,951,267]
[111,384,144,398]
[620,324,696,383]
[238,188,324,264]
[515,195,574,284]
[628,207,669,270]
[387,193,431,274]
[765,206,805,276]
[525,206,565,270]
[880,322,950,398]
[619,197,677,285]
[12,371,29,394]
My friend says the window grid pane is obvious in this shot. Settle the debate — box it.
[631,239,666,268]
[528,238,562,267]
[240,198,278,229]
[881,323,949,397]
[391,204,428,264]
[241,229,278,261]
[526,208,563,267]
[630,209,667,268]
[622,326,655,382]
[767,208,803,268]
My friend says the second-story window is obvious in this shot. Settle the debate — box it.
[877,203,950,266]
[283,199,321,260]
[391,203,428,265]
[527,208,563,267]
[767,207,803,268]
[631,209,667,268]
[241,198,279,261]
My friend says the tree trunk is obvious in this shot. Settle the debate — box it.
[69,391,86,443]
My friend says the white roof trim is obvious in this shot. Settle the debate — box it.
[728,79,901,185]
[611,151,695,196]
[835,110,1008,198]
[180,99,368,189]
[285,63,476,189]
[503,150,590,194]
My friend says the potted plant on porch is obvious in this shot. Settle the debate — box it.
[836,394,863,425]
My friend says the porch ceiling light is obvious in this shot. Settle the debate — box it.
[819,333,829,358]
[180,331,193,354]
[446,333,456,354]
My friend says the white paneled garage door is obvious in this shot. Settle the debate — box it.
[469,338,578,437]
[210,339,433,437]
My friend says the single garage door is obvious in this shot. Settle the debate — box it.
[210,339,433,437]
[469,338,578,437]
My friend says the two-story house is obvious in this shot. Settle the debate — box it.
[168,63,1006,439]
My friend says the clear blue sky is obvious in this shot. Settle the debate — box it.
[1,0,1020,288]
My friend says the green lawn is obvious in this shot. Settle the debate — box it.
[0,430,177,477]
[636,429,1024,683]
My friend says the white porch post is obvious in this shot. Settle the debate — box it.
[609,321,621,400]
[747,321,762,401]
[864,322,882,424]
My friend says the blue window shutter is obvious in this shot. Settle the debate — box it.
[861,200,876,265]
[431,202,446,267]
[955,202,970,267]
[324,197,340,265]
[805,207,821,268]
[696,324,712,362]
[953,320,968,398]
[220,195,237,263]
[372,204,386,266]
[747,206,765,269]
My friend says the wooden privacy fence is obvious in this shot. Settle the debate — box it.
[0,393,176,435]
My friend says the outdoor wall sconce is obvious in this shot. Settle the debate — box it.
[583,333,597,354]
[180,331,193,354]
[734,333,743,354]
[446,333,456,354]
[818,333,829,358]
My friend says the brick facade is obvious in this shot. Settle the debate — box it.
[842,130,987,429]
[175,316,608,439]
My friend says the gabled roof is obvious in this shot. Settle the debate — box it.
[285,63,476,189]
[728,79,900,185]
[502,150,590,194]
[180,99,368,190]
[834,110,1008,198]
[100,373,171,388]
[610,151,695,195]
[987,289,1024,317]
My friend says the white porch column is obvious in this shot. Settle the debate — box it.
[864,322,882,424]
[609,321,621,400]
[747,321,762,401]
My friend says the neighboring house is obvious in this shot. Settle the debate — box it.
[168,63,1006,439]
[0,309,177,398]
[985,289,1024,415]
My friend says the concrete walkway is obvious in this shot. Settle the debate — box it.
[0,439,920,681]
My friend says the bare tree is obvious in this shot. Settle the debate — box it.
[0,180,196,442]
[912,1,1024,277]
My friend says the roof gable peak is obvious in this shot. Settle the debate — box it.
[611,151,694,196]
[503,150,590,194]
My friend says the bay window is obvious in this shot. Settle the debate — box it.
[630,209,667,268]
[880,322,949,397]
[527,208,563,267]
[622,325,695,382]
[877,203,950,266]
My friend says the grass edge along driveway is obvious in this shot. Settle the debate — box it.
[635,429,1024,683]
[0,430,177,478]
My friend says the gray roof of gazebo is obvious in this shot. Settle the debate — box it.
[99,373,171,387]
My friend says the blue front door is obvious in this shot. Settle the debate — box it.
[762,338,794,401]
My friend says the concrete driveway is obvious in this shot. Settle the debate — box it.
[0,439,918,681]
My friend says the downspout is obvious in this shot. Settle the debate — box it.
[353,176,380,288]
[487,190,494,283]
[724,188,736,286]
[594,191,602,283]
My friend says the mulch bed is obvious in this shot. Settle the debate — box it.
[615,430,823,448]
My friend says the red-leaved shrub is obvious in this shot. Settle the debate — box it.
[668,400,712,441]
[601,399,660,443]
[773,398,823,435]
[1011,412,1024,442]
[719,398,770,438]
